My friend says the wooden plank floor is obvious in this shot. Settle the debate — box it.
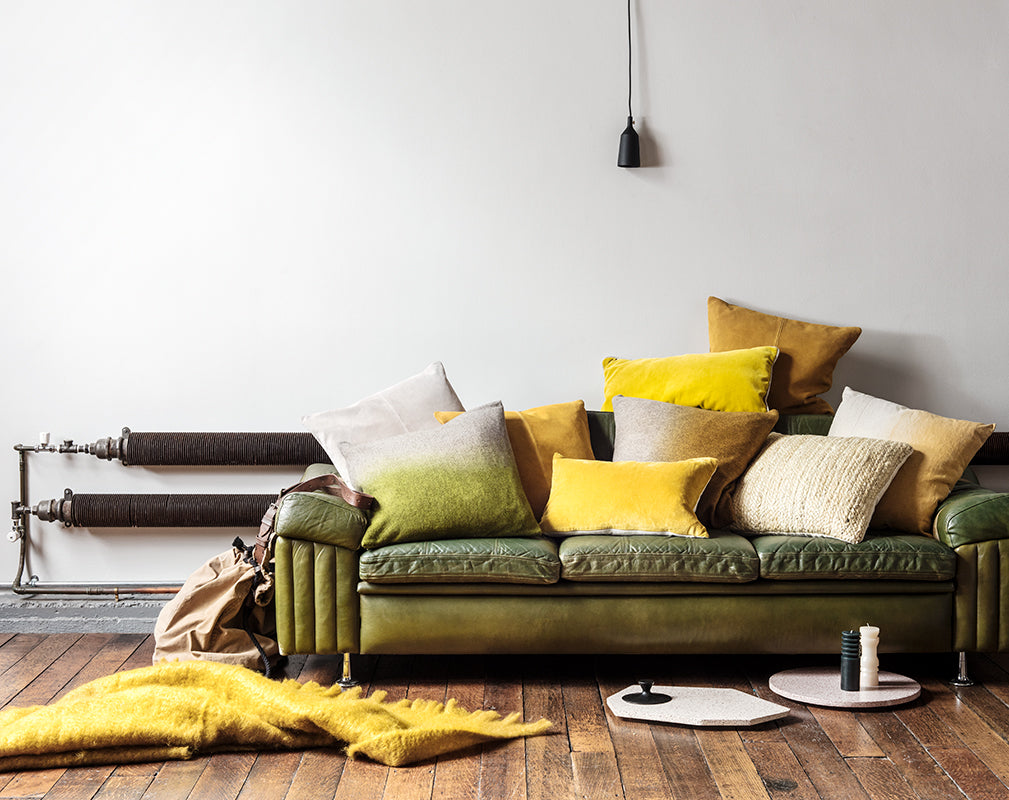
[2,635,1009,800]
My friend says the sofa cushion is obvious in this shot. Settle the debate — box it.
[612,396,779,529]
[359,537,560,585]
[600,346,778,413]
[730,433,912,544]
[828,387,995,534]
[751,532,956,581]
[302,361,464,483]
[707,296,861,415]
[342,402,541,549]
[557,531,759,583]
[540,456,716,539]
[436,400,595,519]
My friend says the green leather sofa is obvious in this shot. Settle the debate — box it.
[271,413,1009,674]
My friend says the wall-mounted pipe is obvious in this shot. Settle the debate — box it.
[31,490,275,528]
[85,428,330,466]
[9,427,333,599]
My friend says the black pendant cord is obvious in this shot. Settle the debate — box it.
[627,0,633,119]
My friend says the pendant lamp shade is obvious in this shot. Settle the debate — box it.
[617,0,640,168]
[618,116,640,168]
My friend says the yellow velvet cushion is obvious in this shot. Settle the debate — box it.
[829,388,995,534]
[540,455,717,538]
[435,400,594,519]
[707,296,861,415]
[601,347,778,413]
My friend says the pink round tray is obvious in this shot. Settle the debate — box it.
[769,667,920,709]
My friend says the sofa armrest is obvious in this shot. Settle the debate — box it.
[951,539,1009,652]
[274,536,361,655]
[934,484,1009,549]
[274,465,369,550]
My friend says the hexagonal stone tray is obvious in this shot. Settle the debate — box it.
[605,685,790,727]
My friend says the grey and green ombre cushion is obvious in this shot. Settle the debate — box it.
[340,401,541,549]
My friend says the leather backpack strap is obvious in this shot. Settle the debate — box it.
[254,473,373,566]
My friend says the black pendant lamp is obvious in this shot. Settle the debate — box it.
[618,0,640,167]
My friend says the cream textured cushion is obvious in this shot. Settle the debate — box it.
[302,362,464,483]
[829,387,995,534]
[731,433,913,543]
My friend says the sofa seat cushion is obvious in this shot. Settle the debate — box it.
[359,537,560,585]
[751,532,956,581]
[557,531,759,583]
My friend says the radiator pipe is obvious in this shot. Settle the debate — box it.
[30,491,276,528]
[84,428,331,466]
[11,446,181,596]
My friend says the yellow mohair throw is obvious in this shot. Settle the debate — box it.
[0,660,551,770]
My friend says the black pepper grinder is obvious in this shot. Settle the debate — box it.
[841,630,860,691]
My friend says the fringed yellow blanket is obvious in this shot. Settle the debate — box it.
[0,660,551,770]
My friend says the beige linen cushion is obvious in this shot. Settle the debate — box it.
[611,395,779,529]
[302,362,464,483]
[829,387,995,534]
[731,433,912,543]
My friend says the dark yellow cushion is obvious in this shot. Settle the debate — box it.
[707,296,861,415]
[435,400,594,519]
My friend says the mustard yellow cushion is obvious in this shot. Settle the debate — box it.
[707,296,861,415]
[435,400,594,519]
[540,455,717,538]
[601,347,778,413]
[829,387,995,534]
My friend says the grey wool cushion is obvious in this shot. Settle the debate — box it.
[612,395,779,528]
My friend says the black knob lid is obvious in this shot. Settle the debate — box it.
[622,678,672,705]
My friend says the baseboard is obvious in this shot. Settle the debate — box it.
[0,589,164,634]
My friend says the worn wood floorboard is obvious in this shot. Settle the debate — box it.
[4,638,1009,799]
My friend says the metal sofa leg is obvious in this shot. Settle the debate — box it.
[337,652,360,689]
[950,651,975,687]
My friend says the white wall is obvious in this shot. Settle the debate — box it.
[2,1,1008,585]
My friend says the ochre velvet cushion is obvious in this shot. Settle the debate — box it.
[302,361,464,483]
[707,296,861,415]
[540,455,717,538]
[730,433,912,544]
[611,396,779,529]
[601,347,778,413]
[829,387,995,535]
[340,402,540,549]
[435,400,594,519]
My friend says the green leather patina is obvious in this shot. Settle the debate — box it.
[773,413,833,436]
[358,579,951,597]
[557,531,759,583]
[586,410,616,460]
[952,539,1009,652]
[357,592,951,654]
[274,466,369,551]
[273,536,358,655]
[359,537,560,584]
[935,484,1009,549]
[751,532,956,581]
